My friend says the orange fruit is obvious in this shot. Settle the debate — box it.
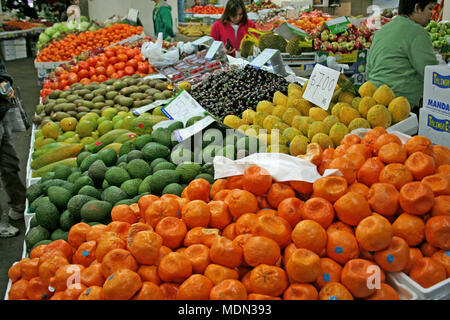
[405,151,436,181]
[242,165,273,195]
[286,248,321,283]
[158,252,192,283]
[291,220,327,255]
[133,282,165,300]
[26,277,51,300]
[372,133,402,155]
[348,182,370,198]
[68,222,91,249]
[403,247,424,275]
[86,224,109,243]
[432,145,450,167]
[409,257,446,288]
[159,283,179,300]
[318,282,354,300]
[111,204,138,224]
[226,175,244,189]
[186,178,211,203]
[224,189,259,220]
[314,257,343,289]
[145,198,180,228]
[326,230,360,265]
[137,265,161,285]
[267,183,296,208]
[249,264,288,297]
[341,258,381,298]
[283,283,318,300]
[101,249,138,278]
[107,221,132,242]
[334,191,372,226]
[342,152,366,171]
[213,189,231,202]
[20,258,39,281]
[235,213,257,235]
[378,142,407,164]
[399,182,435,215]
[367,183,400,217]
[204,264,239,285]
[256,195,274,210]
[80,263,105,287]
[183,244,211,274]
[138,194,159,214]
[357,157,385,187]
[392,213,425,246]
[8,279,29,300]
[72,241,97,267]
[361,127,387,151]
[365,283,399,300]
[437,164,450,177]
[373,236,410,272]
[176,274,214,300]
[404,135,434,156]
[329,156,358,184]
[208,200,232,229]
[421,241,440,257]
[62,283,87,300]
[356,213,393,251]
[126,223,153,250]
[129,230,163,265]
[156,246,172,266]
[247,293,282,300]
[346,143,372,161]
[341,134,361,146]
[103,269,142,300]
[183,226,219,248]
[210,236,243,268]
[243,236,281,267]
[8,263,21,283]
[289,180,313,194]
[210,179,228,200]
[210,279,247,300]
[432,195,450,216]
[379,163,413,190]
[251,214,292,248]
[422,174,450,196]
[327,221,354,235]
[277,197,303,228]
[155,216,187,249]
[38,255,70,286]
[431,250,450,277]
[222,222,237,240]
[313,176,348,203]
[425,216,450,250]
[95,233,126,262]
[49,264,85,292]
[301,197,335,229]
[29,244,48,260]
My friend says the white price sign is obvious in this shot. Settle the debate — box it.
[161,90,208,124]
[249,48,287,77]
[173,116,216,142]
[132,98,172,116]
[143,73,167,80]
[128,8,139,23]
[302,64,340,110]
[192,36,214,46]
[205,41,225,60]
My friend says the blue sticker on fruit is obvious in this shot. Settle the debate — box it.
[387,254,394,263]
[108,275,114,281]
[323,273,331,282]
[334,247,343,254]
[446,251,450,257]
[86,288,91,295]
[329,296,338,300]
[82,250,89,257]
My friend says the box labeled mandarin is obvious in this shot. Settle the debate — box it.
[422,64,450,117]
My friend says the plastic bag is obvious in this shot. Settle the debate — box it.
[141,33,180,68]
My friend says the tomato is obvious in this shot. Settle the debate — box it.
[114,62,126,70]
[137,62,149,74]
[88,67,96,78]
[105,49,115,59]
[87,57,97,67]
[105,65,116,77]
[117,70,125,78]
[63,85,70,91]
[116,47,127,56]
[111,73,119,79]
[67,73,79,85]
[77,69,89,79]
[59,79,68,89]
[124,66,135,76]
[80,78,91,85]
[90,75,99,82]
[126,59,138,69]
[59,72,70,80]
[125,49,135,59]
[55,66,64,75]
[117,54,128,63]
[97,74,107,82]
[50,81,59,90]
[108,56,118,65]
[98,54,108,64]
[95,66,106,75]
[69,65,79,73]
[78,61,89,70]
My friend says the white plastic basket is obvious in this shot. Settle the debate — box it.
[388,272,450,300]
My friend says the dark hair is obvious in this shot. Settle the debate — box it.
[221,0,248,25]
[398,0,436,15]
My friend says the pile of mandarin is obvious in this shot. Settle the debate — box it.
[7,127,450,300]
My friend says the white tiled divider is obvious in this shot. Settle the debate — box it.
[0,38,27,61]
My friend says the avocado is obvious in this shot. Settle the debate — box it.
[101,186,128,205]
[67,194,96,218]
[141,142,171,162]
[162,183,184,197]
[59,210,80,231]
[47,186,72,210]
[134,134,154,150]
[126,150,145,162]
[78,185,102,200]
[80,200,113,222]
[119,140,136,157]
[105,166,131,187]
[26,183,43,204]
[149,170,181,195]
[73,175,95,194]
[25,226,50,251]
[153,161,176,172]
[35,200,60,231]
[176,162,202,184]
[79,154,100,172]
[88,159,108,184]
[120,178,143,198]
[151,128,172,148]
[52,165,73,181]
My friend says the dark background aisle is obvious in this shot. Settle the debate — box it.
[0,57,39,299]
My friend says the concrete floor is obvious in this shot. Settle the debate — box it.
[0,57,39,299]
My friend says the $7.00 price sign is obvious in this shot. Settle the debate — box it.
[302,64,340,110]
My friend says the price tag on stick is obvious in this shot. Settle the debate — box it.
[161,90,208,124]
[302,64,340,111]
[205,41,226,60]
[250,48,287,77]
[325,16,351,34]
[128,8,139,23]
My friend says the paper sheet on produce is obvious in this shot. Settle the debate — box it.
[213,153,341,183]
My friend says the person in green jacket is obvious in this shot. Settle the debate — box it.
[153,0,175,40]
[366,0,439,111]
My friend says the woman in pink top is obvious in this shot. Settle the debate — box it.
[210,0,255,56]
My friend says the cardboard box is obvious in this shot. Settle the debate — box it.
[418,107,450,147]
[422,64,450,117]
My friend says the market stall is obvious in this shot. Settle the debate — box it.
[2,1,450,302]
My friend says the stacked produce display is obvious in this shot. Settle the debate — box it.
[3,7,450,302]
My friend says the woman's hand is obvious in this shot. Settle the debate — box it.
[1,82,14,99]
[226,47,235,55]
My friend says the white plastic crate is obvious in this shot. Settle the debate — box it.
[388,272,450,300]
[387,112,419,136]
[0,38,28,61]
